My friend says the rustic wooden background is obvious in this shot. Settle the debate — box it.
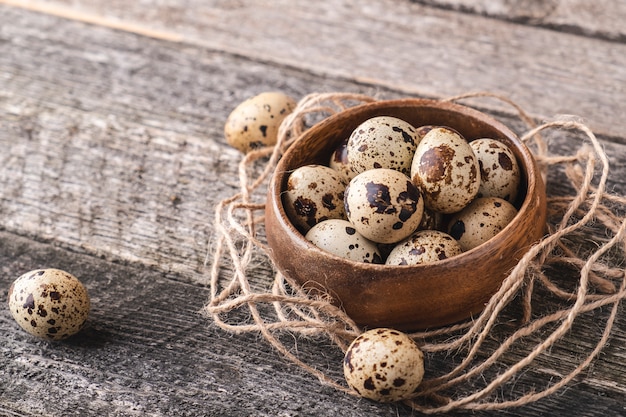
[1,1,625,416]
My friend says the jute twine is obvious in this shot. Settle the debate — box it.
[203,92,626,413]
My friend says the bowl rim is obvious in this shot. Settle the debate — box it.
[268,97,543,272]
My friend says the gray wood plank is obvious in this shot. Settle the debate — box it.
[1,5,626,417]
[1,228,625,416]
[413,0,626,41]
[0,231,410,417]
[0,5,386,286]
[2,5,626,289]
[2,0,626,138]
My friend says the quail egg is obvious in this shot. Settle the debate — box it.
[347,116,419,176]
[343,328,425,402]
[305,219,383,264]
[7,268,90,341]
[410,127,479,214]
[415,125,436,141]
[385,230,462,265]
[470,138,521,202]
[448,197,518,251]
[284,164,348,233]
[224,92,296,153]
[417,207,444,232]
[328,138,354,182]
[344,168,424,244]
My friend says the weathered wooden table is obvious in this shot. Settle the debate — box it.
[1,1,625,415]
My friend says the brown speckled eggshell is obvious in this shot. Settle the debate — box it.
[305,219,384,264]
[7,268,90,341]
[224,92,296,153]
[386,230,462,265]
[343,328,424,402]
[410,127,480,214]
[415,125,437,141]
[346,116,419,177]
[470,138,521,202]
[448,197,518,251]
[417,207,444,231]
[328,138,355,183]
[344,168,424,244]
[284,164,348,233]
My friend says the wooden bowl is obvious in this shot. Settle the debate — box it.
[265,98,547,330]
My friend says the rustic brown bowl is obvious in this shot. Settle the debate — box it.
[265,98,547,330]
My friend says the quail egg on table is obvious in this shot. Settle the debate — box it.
[448,197,518,251]
[410,127,480,214]
[346,116,419,176]
[224,91,297,153]
[284,164,348,233]
[344,168,424,244]
[343,328,425,402]
[7,268,90,341]
[470,138,521,202]
[385,230,462,265]
[305,219,383,264]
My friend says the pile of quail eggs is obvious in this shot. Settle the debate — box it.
[284,115,522,265]
[224,95,525,402]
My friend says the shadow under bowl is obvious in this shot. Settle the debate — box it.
[265,98,547,330]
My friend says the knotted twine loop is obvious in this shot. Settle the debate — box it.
[203,92,626,413]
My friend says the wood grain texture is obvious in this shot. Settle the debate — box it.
[3,0,626,139]
[413,0,626,41]
[0,2,625,416]
[0,231,411,417]
[2,4,626,289]
[0,5,387,286]
[1,232,625,416]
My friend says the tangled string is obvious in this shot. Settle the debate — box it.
[203,92,626,413]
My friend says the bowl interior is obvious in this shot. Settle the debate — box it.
[266,98,546,330]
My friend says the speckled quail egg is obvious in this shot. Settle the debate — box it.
[224,91,297,153]
[344,168,424,244]
[343,328,425,402]
[418,207,444,232]
[7,269,90,341]
[284,164,348,233]
[305,219,383,264]
[415,125,436,141]
[328,138,355,182]
[385,230,462,265]
[448,197,518,251]
[347,116,419,176]
[410,127,480,214]
[470,138,521,202]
